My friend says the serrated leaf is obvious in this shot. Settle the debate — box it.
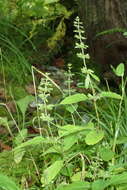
[41,160,63,186]
[100,91,122,99]
[60,93,88,105]
[85,130,104,145]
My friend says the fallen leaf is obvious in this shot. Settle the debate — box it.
[0,126,8,134]
[25,84,35,95]
[6,101,16,113]
[0,140,12,151]
[53,58,65,68]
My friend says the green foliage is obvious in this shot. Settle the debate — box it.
[99,147,114,161]
[114,63,125,77]
[16,95,34,116]
[85,130,104,145]
[14,129,28,146]
[41,160,64,186]
[0,37,31,84]
[100,91,122,99]
[1,16,127,190]
[47,18,66,49]
[56,181,90,190]
[0,0,73,86]
[96,28,126,37]
[0,0,72,45]
[0,173,20,190]
[60,93,88,104]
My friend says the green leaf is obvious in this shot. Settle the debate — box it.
[55,181,90,190]
[59,125,85,137]
[14,136,56,151]
[85,74,90,89]
[92,173,127,189]
[90,73,100,82]
[44,0,59,5]
[0,117,8,126]
[59,123,93,137]
[100,91,122,99]
[60,93,88,105]
[41,160,63,186]
[48,19,66,49]
[116,136,127,144]
[105,172,127,187]
[60,164,73,177]
[92,179,107,190]
[115,63,125,77]
[71,172,83,182]
[0,117,12,136]
[63,134,78,151]
[0,173,20,190]
[17,95,34,116]
[60,163,74,177]
[14,136,44,150]
[42,145,62,156]
[85,130,104,145]
[123,32,127,37]
[65,104,78,113]
[77,53,90,60]
[14,148,25,164]
[99,147,114,161]
[14,129,28,146]
[75,42,86,49]
[96,28,125,37]
[116,184,127,190]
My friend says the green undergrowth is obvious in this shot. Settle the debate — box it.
[1,17,127,190]
[0,32,33,85]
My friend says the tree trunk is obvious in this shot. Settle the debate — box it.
[78,0,127,72]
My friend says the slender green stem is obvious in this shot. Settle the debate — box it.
[112,76,124,164]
